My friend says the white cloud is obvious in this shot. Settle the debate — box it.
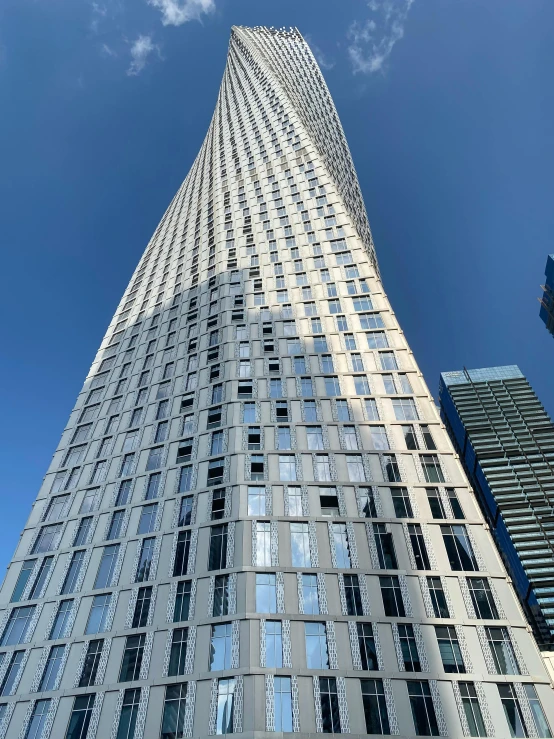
[101,42,117,57]
[90,2,108,33]
[304,34,335,71]
[147,0,215,27]
[127,34,160,76]
[347,0,414,74]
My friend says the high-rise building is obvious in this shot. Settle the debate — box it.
[1,26,553,739]
[539,255,554,336]
[440,365,554,651]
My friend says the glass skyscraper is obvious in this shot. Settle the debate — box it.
[1,26,553,739]
[539,254,554,336]
[440,365,554,654]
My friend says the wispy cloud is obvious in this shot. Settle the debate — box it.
[127,34,160,76]
[347,0,414,74]
[147,0,215,27]
[90,2,108,33]
[304,34,335,71]
[100,42,117,57]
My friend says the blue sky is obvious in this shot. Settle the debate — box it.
[0,0,553,568]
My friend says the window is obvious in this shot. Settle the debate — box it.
[107,511,124,540]
[265,620,283,667]
[256,573,277,613]
[324,376,340,396]
[145,472,162,500]
[138,503,158,534]
[441,525,478,571]
[25,699,51,739]
[0,650,24,694]
[212,574,230,617]
[447,489,465,518]
[291,523,311,567]
[421,425,436,450]
[364,398,379,420]
[382,375,396,394]
[249,454,265,481]
[243,402,256,423]
[215,678,235,735]
[135,536,156,582]
[398,623,421,671]
[374,524,398,569]
[247,426,261,450]
[331,523,351,568]
[288,486,303,516]
[366,331,388,348]
[304,400,318,421]
[408,524,431,569]
[427,577,449,618]
[32,524,61,554]
[256,522,271,566]
[28,556,53,599]
[65,695,95,739]
[402,424,419,450]
[357,623,378,670]
[421,454,445,483]
[524,685,552,738]
[79,639,103,687]
[380,352,398,371]
[45,494,69,521]
[358,488,377,518]
[94,544,120,588]
[275,401,289,421]
[248,487,265,516]
[436,625,465,673]
[161,684,188,739]
[132,586,152,628]
[274,676,293,732]
[302,573,320,614]
[119,634,145,681]
[307,426,325,450]
[314,336,328,352]
[178,496,193,526]
[61,550,86,594]
[486,627,520,674]
[467,577,498,619]
[305,622,329,668]
[174,580,192,622]
[408,681,439,736]
[11,560,36,602]
[498,684,527,738]
[211,488,226,520]
[320,487,340,517]
[168,627,188,676]
[279,455,296,481]
[347,455,365,482]
[342,426,358,450]
[210,622,232,671]
[353,296,373,311]
[383,454,401,482]
[50,599,74,639]
[392,488,413,518]
[392,398,418,421]
[119,455,134,478]
[380,576,405,617]
[361,679,390,735]
[173,531,191,576]
[315,454,331,481]
[344,574,363,615]
[146,446,163,471]
[427,489,447,519]
[155,421,168,443]
[319,677,341,733]
[458,682,487,737]
[208,524,228,571]
[115,688,141,739]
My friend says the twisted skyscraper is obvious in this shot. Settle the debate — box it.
[0,26,553,739]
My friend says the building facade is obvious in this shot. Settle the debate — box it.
[539,255,554,337]
[440,365,554,657]
[0,25,553,739]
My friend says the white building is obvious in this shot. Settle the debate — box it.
[0,25,552,739]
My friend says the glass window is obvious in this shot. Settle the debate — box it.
[248,487,265,515]
[256,573,276,613]
[173,531,191,577]
[307,426,325,450]
[486,626,520,674]
[94,544,120,589]
[364,398,379,420]
[457,682,487,737]
[347,455,365,482]
[342,426,358,450]
[324,376,340,396]
[332,523,351,568]
[374,524,398,569]
[408,523,431,569]
[279,455,297,481]
[161,684,188,739]
[380,575,405,617]
[305,622,329,668]
[85,593,111,634]
[467,577,498,619]
[0,650,25,694]
[11,560,36,602]
[79,639,103,687]
[61,550,86,595]
[498,684,527,738]
[315,454,331,481]
[28,556,54,599]
[210,622,232,671]
[358,488,377,518]
[265,620,283,668]
[408,680,439,736]
[524,685,552,738]
[145,472,162,500]
[137,504,158,534]
[291,523,311,567]
[32,524,62,554]
[115,688,141,739]
[288,486,303,516]
[319,677,341,734]
[255,522,271,566]
[65,695,95,739]
[357,623,378,670]
[25,699,51,739]
[441,525,478,571]
[49,599,74,639]
[178,496,193,527]
[344,574,363,616]
[168,627,188,676]
[427,577,449,618]
[216,678,235,735]
[382,375,396,394]
[174,580,192,622]
[436,625,465,673]
[398,623,421,671]
[380,352,398,371]
[304,400,318,421]
[421,454,445,483]
[274,676,293,732]
[392,488,413,518]
[208,524,228,571]
[119,634,145,682]
[361,679,390,735]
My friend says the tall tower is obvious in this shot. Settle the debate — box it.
[440,366,554,653]
[1,26,553,739]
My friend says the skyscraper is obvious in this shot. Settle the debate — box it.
[440,366,554,651]
[539,255,554,336]
[1,26,553,739]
